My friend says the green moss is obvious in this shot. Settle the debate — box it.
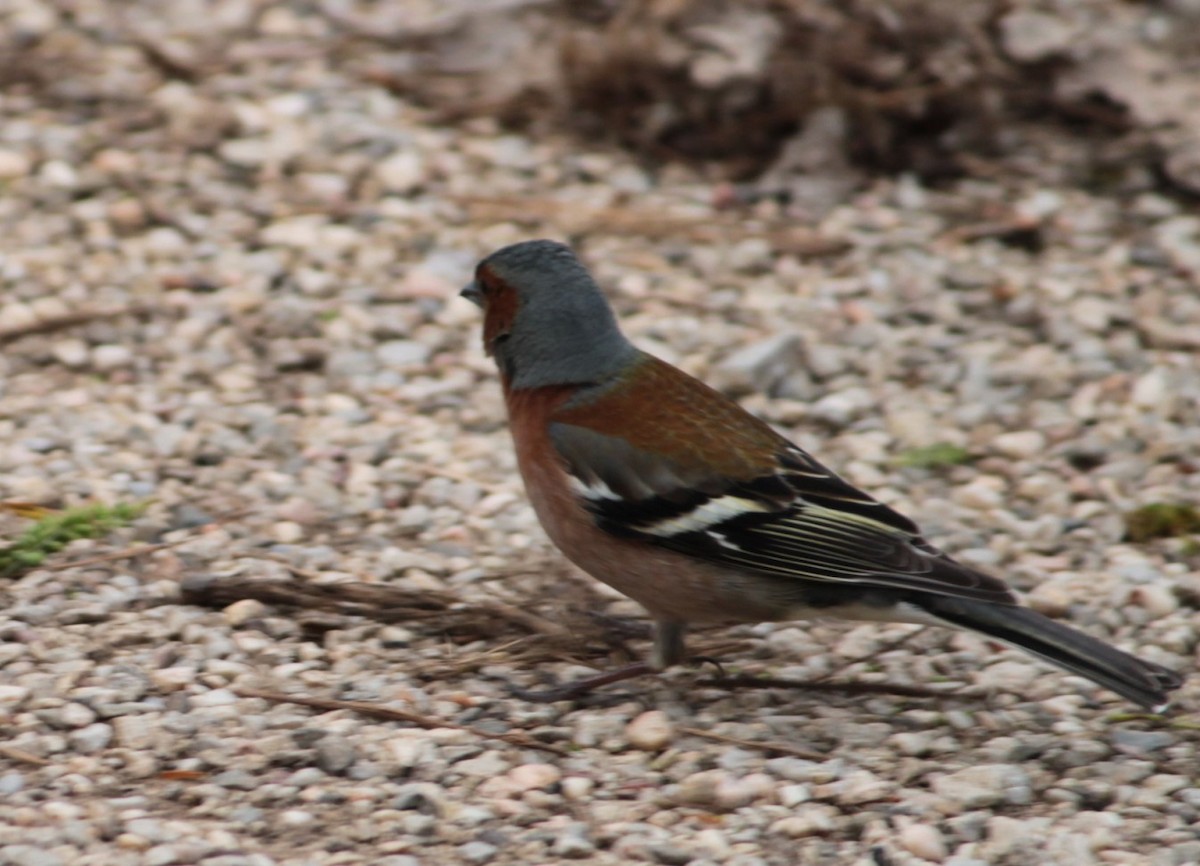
[1124,503,1200,543]
[0,501,147,578]
[893,443,972,469]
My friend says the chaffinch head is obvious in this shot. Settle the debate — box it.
[462,239,1182,709]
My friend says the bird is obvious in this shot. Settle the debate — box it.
[460,238,1183,710]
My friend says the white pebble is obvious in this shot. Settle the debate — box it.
[222,599,268,627]
[1131,369,1171,410]
[377,340,431,368]
[0,302,37,331]
[1128,584,1178,617]
[769,804,840,837]
[0,685,31,710]
[377,151,426,194]
[0,149,32,178]
[932,764,1030,810]
[59,702,98,728]
[279,809,316,827]
[954,478,1005,510]
[991,430,1045,460]
[899,823,949,861]
[560,776,594,801]
[625,710,675,751]
[272,521,305,543]
[91,344,134,370]
[190,688,239,707]
[53,338,90,368]
[150,667,196,692]
[40,159,78,188]
[506,763,562,792]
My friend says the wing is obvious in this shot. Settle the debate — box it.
[549,420,1017,607]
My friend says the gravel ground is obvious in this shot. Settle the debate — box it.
[2,3,1200,866]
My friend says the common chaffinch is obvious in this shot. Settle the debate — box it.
[461,239,1182,709]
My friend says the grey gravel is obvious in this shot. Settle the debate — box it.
[0,2,1196,866]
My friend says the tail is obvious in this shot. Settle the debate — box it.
[925,597,1183,711]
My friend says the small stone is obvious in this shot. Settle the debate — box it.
[0,772,24,796]
[40,159,78,188]
[272,521,304,543]
[150,667,196,692]
[1111,729,1175,755]
[675,769,726,809]
[279,809,316,827]
[779,783,811,807]
[769,804,840,837]
[52,339,90,368]
[809,387,874,426]
[625,710,675,751]
[674,769,771,811]
[715,773,774,810]
[1127,584,1179,617]
[377,339,431,368]
[551,822,596,859]
[561,776,594,800]
[223,598,268,626]
[212,770,258,791]
[377,151,426,193]
[0,685,30,710]
[898,824,949,861]
[991,431,1045,460]
[190,688,238,708]
[999,10,1074,62]
[0,846,65,866]
[91,344,134,370]
[646,841,692,865]
[1069,297,1112,332]
[932,764,1031,810]
[58,702,98,728]
[93,149,139,174]
[0,149,32,178]
[507,762,561,792]
[126,818,175,844]
[713,334,805,394]
[458,841,498,864]
[112,715,158,749]
[315,736,356,775]
[1026,582,1073,618]
[954,479,1005,511]
[1130,369,1171,410]
[69,722,113,753]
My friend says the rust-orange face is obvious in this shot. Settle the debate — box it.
[461,263,519,358]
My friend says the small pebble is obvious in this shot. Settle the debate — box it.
[898,824,949,861]
[223,599,269,626]
[315,736,357,775]
[625,710,675,751]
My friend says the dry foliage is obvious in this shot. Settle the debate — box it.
[347,0,1200,193]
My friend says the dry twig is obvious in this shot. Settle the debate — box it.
[678,727,827,761]
[0,306,140,346]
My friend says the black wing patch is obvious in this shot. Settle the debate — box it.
[552,425,1017,606]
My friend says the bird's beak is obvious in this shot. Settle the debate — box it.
[460,280,484,308]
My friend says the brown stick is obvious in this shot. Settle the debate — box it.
[0,306,139,345]
[678,727,827,761]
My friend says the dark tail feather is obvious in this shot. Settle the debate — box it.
[926,598,1183,711]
